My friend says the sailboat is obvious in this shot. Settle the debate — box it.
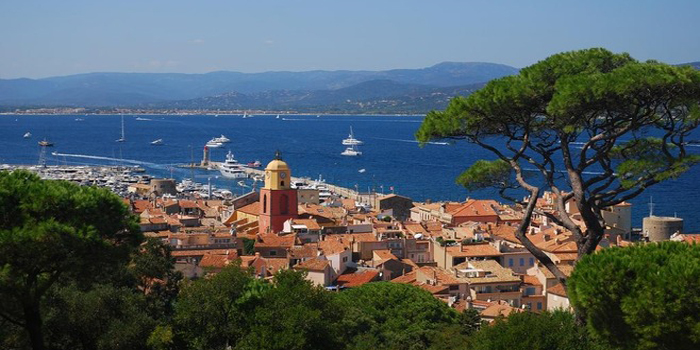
[116,115,126,142]
[341,144,362,156]
[342,126,364,145]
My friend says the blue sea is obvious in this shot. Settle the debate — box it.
[1,114,699,231]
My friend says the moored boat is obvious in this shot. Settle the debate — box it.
[342,126,364,145]
[341,145,362,156]
[219,151,247,178]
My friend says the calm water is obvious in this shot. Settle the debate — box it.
[1,114,699,231]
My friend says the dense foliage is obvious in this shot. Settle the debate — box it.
[466,311,598,350]
[336,282,462,350]
[569,242,700,350]
[0,170,142,350]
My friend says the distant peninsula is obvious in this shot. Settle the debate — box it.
[0,62,518,114]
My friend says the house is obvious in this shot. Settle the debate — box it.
[521,275,546,312]
[546,283,571,311]
[392,265,468,300]
[372,249,415,280]
[433,242,502,269]
[319,238,351,275]
[294,256,335,286]
[452,260,522,307]
[254,233,297,258]
[373,194,414,221]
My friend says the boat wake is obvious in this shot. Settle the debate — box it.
[372,137,450,145]
[50,152,161,167]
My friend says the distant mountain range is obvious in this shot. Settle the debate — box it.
[0,62,518,113]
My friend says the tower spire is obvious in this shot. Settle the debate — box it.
[274,150,282,160]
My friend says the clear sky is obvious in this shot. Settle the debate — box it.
[1,0,699,79]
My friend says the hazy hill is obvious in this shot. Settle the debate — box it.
[157,80,487,114]
[0,62,517,107]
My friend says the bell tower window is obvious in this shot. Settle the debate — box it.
[280,194,289,215]
[263,194,267,213]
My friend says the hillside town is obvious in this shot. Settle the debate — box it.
[109,154,692,324]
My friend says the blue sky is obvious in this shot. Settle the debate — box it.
[1,0,699,78]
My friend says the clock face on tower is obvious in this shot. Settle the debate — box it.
[265,171,270,178]
[280,172,287,179]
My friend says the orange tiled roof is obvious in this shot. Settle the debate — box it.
[319,239,347,256]
[289,244,319,259]
[237,201,261,216]
[336,270,379,288]
[373,249,398,261]
[293,257,330,272]
[547,283,568,297]
[448,199,500,218]
[446,243,501,258]
[522,275,541,286]
[480,301,522,318]
[257,233,297,248]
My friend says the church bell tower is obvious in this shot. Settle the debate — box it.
[259,151,298,233]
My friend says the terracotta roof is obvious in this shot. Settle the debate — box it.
[319,239,347,256]
[448,199,500,218]
[446,243,502,258]
[199,254,231,268]
[132,200,151,213]
[179,200,198,209]
[373,249,398,261]
[293,257,330,272]
[237,201,261,216]
[336,270,379,288]
[333,233,377,242]
[289,244,319,259]
[292,218,321,230]
[257,233,297,248]
[522,275,542,286]
[547,283,568,297]
[391,267,455,294]
[265,257,290,274]
[480,301,522,318]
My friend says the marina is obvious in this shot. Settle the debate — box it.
[3,113,700,230]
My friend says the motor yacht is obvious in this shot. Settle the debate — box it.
[219,150,247,178]
[212,135,231,143]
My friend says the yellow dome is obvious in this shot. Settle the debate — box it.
[265,159,289,171]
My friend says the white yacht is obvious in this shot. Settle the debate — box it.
[151,139,164,145]
[212,135,231,143]
[206,139,224,148]
[342,126,364,145]
[219,151,247,178]
[23,132,31,138]
[341,144,362,156]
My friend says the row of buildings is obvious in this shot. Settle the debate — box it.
[125,154,691,322]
